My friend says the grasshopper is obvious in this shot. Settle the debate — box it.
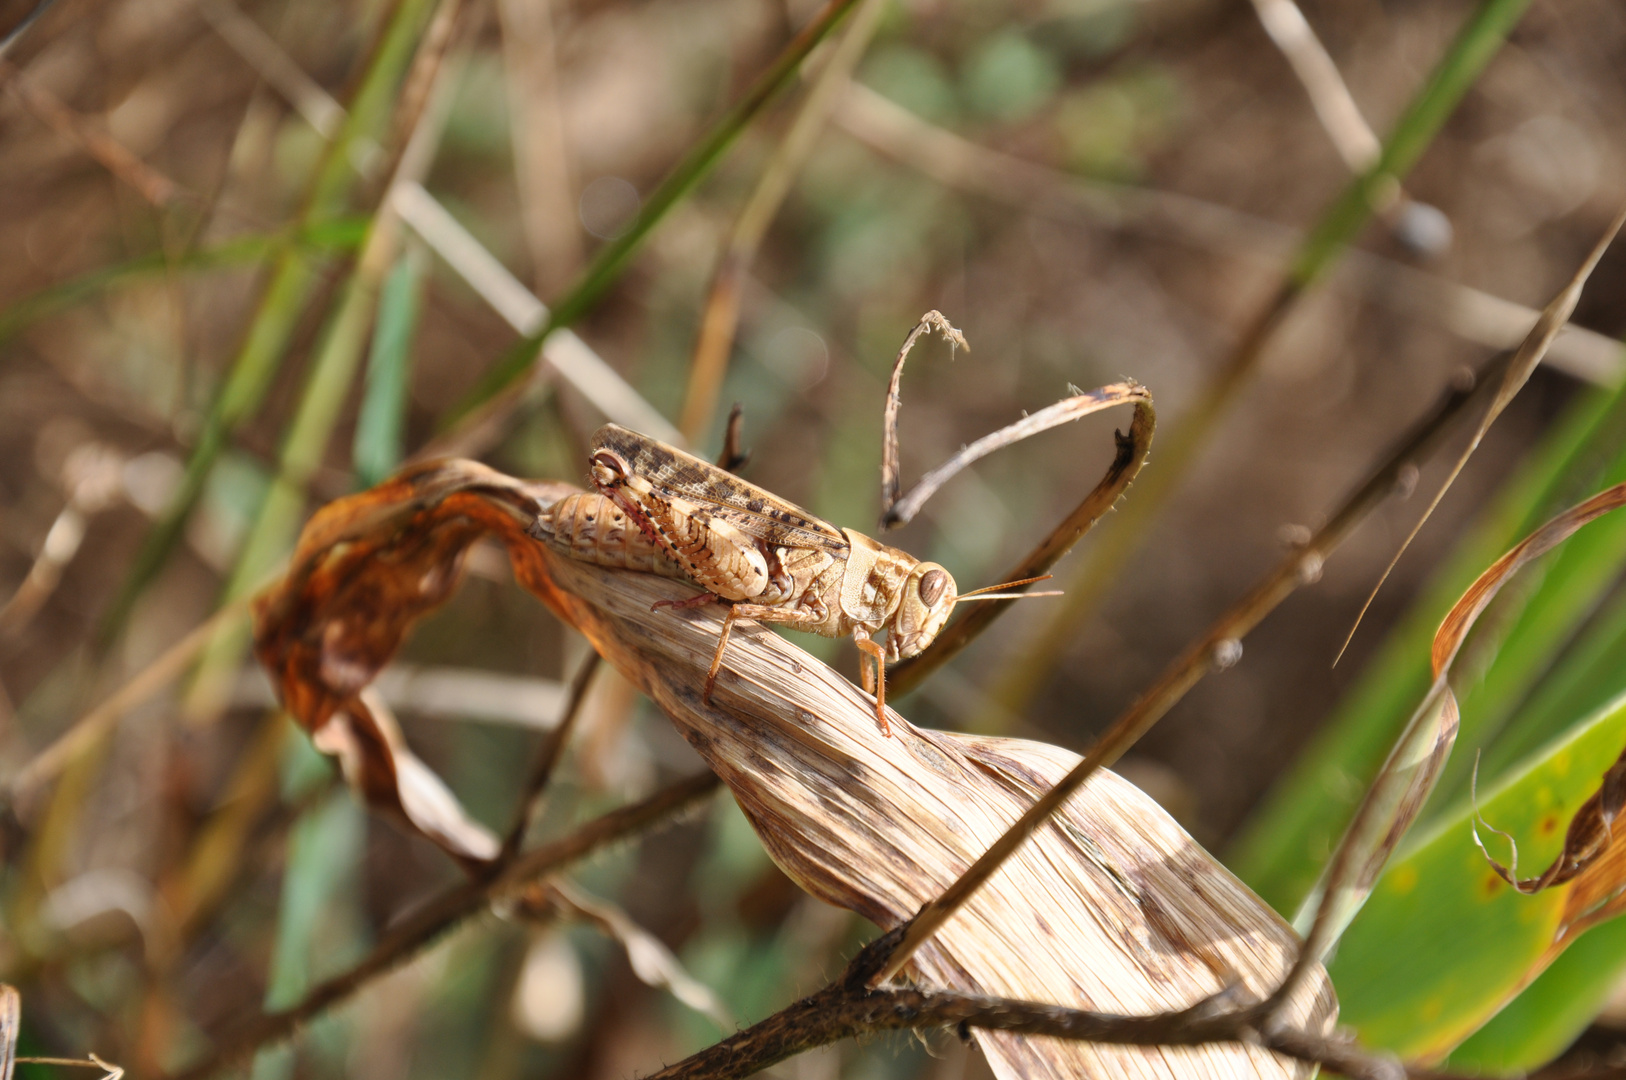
[557,423,1046,736]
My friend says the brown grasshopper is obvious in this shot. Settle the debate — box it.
[544,423,1047,736]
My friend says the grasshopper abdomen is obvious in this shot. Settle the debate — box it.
[529,491,689,580]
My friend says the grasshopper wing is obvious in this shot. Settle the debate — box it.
[592,425,848,555]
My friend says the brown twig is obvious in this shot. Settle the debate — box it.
[166,771,719,1080]
[887,387,1155,697]
[497,651,601,861]
[876,342,1501,985]
[5,593,263,804]
[0,58,184,207]
[648,928,1407,1080]
[877,311,970,526]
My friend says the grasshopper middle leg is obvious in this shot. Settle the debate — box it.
[700,604,895,739]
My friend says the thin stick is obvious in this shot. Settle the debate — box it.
[199,0,346,139]
[497,651,600,861]
[888,389,1154,697]
[646,929,1409,1080]
[876,344,1501,985]
[5,595,261,802]
[0,59,184,207]
[1247,0,1381,176]
[1336,203,1626,663]
[166,771,719,1080]
[885,384,1147,530]
[18,1056,124,1079]
[877,311,969,527]
[677,0,888,443]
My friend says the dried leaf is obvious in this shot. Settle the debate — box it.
[1299,481,1626,965]
[252,459,576,866]
[530,533,1338,1080]
[548,880,734,1029]
[260,461,1338,1079]
[1338,204,1626,660]
[1459,481,1626,898]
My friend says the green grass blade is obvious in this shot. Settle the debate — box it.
[1481,581,1626,778]
[0,220,366,346]
[354,244,427,487]
[1328,688,1626,1059]
[447,0,864,422]
[1286,0,1534,287]
[1229,376,1626,912]
[98,0,441,644]
[252,781,367,1080]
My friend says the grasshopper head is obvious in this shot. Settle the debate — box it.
[891,563,957,660]
[589,449,632,491]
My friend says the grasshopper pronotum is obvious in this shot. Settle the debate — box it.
[533,424,1050,736]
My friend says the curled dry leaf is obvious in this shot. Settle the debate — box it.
[1455,482,1626,899]
[252,459,577,867]
[256,458,1336,1079]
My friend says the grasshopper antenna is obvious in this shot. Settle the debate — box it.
[956,574,1054,600]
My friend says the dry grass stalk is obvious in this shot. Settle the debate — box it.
[0,58,183,207]
[1338,203,1626,661]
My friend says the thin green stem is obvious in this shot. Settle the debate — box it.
[447,0,864,423]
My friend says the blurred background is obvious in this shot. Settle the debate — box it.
[2,0,1626,1075]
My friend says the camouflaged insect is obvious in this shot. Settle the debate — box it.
[530,424,963,736]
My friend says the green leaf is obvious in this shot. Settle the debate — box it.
[1446,915,1626,1073]
[1329,689,1626,1059]
[1483,583,1626,779]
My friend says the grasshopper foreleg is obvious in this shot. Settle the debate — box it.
[851,629,892,738]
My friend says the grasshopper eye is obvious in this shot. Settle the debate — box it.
[919,568,948,606]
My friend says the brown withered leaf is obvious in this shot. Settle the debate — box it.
[252,459,577,867]
[1458,481,1626,896]
[258,458,1336,1079]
